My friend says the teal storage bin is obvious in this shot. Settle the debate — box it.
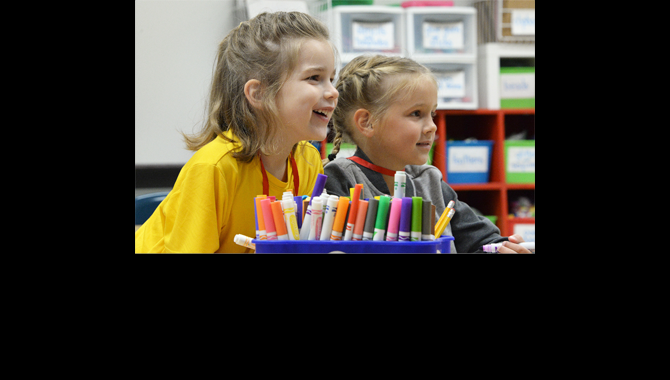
[253,236,455,254]
[446,140,494,184]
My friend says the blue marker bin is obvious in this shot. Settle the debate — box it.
[446,140,494,184]
[253,235,455,254]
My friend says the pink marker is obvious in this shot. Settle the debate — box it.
[385,198,403,241]
[260,198,277,240]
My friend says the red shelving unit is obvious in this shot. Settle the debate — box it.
[434,109,535,235]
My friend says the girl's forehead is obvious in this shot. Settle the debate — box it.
[295,39,335,68]
[386,74,437,104]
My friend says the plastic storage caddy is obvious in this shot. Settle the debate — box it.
[446,140,494,184]
[253,236,454,254]
[504,139,534,183]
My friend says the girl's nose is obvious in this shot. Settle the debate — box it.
[326,82,339,101]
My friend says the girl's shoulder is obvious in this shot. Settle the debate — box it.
[405,164,443,181]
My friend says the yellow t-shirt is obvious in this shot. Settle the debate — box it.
[135,130,324,253]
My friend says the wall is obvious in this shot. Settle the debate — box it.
[135,0,238,166]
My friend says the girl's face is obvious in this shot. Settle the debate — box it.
[276,39,339,144]
[370,75,438,170]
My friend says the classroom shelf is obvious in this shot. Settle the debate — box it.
[433,108,534,236]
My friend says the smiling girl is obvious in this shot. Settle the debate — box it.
[136,12,338,253]
[323,55,529,253]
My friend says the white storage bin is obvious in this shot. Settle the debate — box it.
[405,6,476,63]
[330,6,405,64]
[423,62,477,109]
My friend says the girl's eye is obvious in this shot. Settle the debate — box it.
[431,112,437,118]
[308,75,319,81]
[411,110,421,117]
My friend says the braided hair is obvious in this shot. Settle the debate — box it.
[322,55,435,165]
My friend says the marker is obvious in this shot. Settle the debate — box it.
[299,174,328,241]
[310,174,328,204]
[362,198,378,241]
[373,196,391,241]
[234,234,256,250]
[294,196,303,229]
[398,197,412,241]
[254,197,260,239]
[319,195,339,241]
[385,198,402,241]
[393,171,406,199]
[421,199,432,241]
[411,197,422,241]
[308,197,323,240]
[330,196,350,241]
[282,198,300,240]
[482,241,535,253]
[260,198,277,240]
[352,200,368,241]
[300,174,328,240]
[430,204,436,241]
[254,196,267,240]
[343,184,363,241]
[270,201,289,240]
[435,208,455,238]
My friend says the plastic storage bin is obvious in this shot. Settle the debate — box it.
[422,62,477,109]
[500,66,534,109]
[446,140,494,184]
[504,139,534,183]
[253,236,455,254]
[330,5,405,64]
[405,6,477,62]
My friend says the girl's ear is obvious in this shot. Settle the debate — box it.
[353,108,374,137]
[244,79,263,109]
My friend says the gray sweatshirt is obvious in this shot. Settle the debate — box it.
[323,148,507,253]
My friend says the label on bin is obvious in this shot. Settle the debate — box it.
[435,70,465,98]
[511,10,535,36]
[507,147,535,173]
[422,21,463,50]
[448,146,489,173]
[500,73,535,99]
[353,21,394,50]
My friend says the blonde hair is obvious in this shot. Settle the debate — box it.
[182,11,332,162]
[324,55,436,165]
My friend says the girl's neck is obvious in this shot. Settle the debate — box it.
[260,146,293,182]
[356,146,404,195]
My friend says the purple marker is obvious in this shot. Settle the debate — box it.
[299,174,328,240]
[294,195,303,229]
[310,174,328,205]
[398,197,413,241]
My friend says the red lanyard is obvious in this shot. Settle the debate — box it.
[347,156,396,177]
[259,153,299,197]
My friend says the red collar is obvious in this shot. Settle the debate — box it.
[259,153,299,197]
[347,156,396,177]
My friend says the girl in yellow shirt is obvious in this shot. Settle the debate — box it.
[135,12,339,253]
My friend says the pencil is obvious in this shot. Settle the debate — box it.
[434,208,455,238]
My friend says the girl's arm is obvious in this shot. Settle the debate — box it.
[440,181,507,253]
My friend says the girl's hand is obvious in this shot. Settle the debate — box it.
[497,234,532,254]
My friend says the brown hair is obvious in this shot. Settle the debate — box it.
[324,55,436,165]
[182,11,332,162]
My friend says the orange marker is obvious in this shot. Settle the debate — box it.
[270,201,289,240]
[255,195,267,240]
[330,196,350,241]
[343,184,363,241]
[352,200,369,241]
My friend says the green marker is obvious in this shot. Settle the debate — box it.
[411,197,422,241]
[373,196,391,241]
